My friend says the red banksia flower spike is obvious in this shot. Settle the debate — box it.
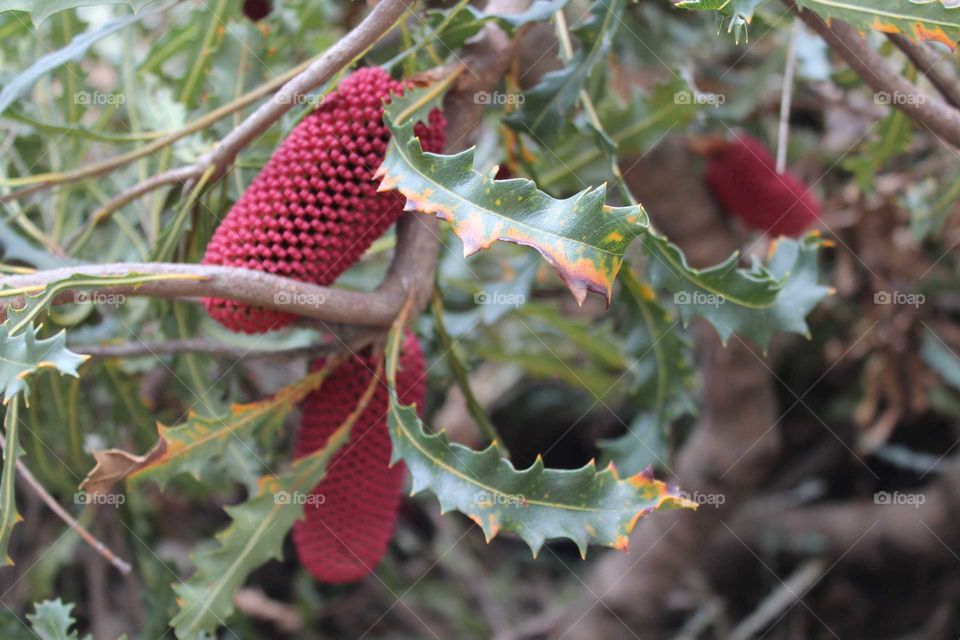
[293,331,426,583]
[699,132,821,238]
[202,67,447,333]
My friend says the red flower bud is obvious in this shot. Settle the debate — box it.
[292,331,425,583]
[704,133,820,237]
[202,67,446,333]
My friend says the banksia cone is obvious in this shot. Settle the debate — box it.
[292,331,425,583]
[703,133,820,237]
[202,67,447,333]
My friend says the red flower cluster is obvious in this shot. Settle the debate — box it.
[293,332,425,583]
[704,133,820,237]
[202,66,446,333]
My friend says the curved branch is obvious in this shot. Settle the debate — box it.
[888,33,960,110]
[788,1,960,148]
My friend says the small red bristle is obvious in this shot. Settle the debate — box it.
[202,67,447,333]
[704,133,820,237]
[292,332,425,583]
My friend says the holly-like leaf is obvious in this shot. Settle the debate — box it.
[506,0,624,146]
[81,358,342,493]
[378,89,649,305]
[644,231,832,350]
[676,0,769,43]
[0,324,86,403]
[0,399,21,567]
[26,599,91,640]
[384,311,695,558]
[795,0,960,47]
[170,366,379,640]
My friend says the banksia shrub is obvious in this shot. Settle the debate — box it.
[202,67,447,333]
[292,331,426,583]
[703,133,820,237]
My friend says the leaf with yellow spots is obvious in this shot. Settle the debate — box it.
[81,357,343,493]
[796,0,960,47]
[644,231,832,351]
[385,311,694,557]
[377,87,649,306]
[169,366,379,640]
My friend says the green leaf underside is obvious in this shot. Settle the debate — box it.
[384,316,695,558]
[170,367,378,640]
[506,0,624,146]
[83,360,341,492]
[795,0,960,47]
[676,0,768,43]
[0,400,21,567]
[0,0,152,23]
[378,87,648,305]
[27,599,92,640]
[644,231,832,350]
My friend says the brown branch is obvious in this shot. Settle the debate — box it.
[787,1,960,148]
[888,33,960,110]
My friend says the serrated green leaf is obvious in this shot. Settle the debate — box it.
[676,0,768,43]
[795,0,960,47]
[0,324,86,403]
[0,399,21,567]
[378,88,648,305]
[82,359,342,492]
[644,231,832,350]
[506,0,624,146]
[384,314,695,558]
[26,599,91,640]
[0,4,164,113]
[170,366,379,640]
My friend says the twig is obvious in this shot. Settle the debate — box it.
[776,19,800,174]
[0,433,131,574]
[888,33,960,110]
[727,559,826,640]
[787,1,960,148]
